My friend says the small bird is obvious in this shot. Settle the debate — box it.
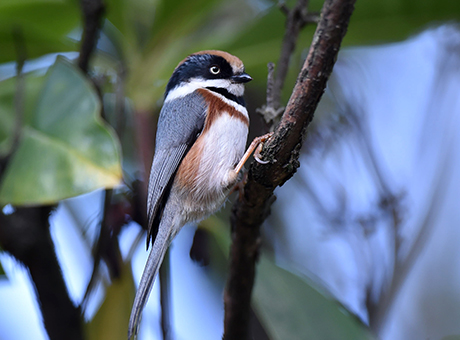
[128,50,271,338]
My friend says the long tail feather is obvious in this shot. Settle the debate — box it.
[128,224,173,339]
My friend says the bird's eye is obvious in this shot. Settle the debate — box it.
[210,66,220,75]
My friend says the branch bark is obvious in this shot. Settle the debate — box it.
[223,0,356,338]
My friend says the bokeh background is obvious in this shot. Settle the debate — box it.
[0,0,460,339]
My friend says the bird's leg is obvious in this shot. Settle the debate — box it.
[233,132,274,174]
[228,171,248,201]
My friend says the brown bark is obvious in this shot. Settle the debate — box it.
[223,0,356,338]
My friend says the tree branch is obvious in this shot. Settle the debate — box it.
[223,0,356,338]
[78,0,105,73]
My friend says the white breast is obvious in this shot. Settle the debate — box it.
[186,112,248,217]
[200,113,248,184]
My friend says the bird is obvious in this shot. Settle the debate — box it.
[128,50,272,338]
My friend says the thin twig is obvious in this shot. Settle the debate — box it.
[266,62,276,109]
[273,0,310,108]
[257,0,319,126]
[223,0,356,338]
[82,189,121,305]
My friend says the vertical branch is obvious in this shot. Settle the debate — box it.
[223,0,356,338]
[78,0,105,73]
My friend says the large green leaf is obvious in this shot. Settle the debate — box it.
[253,255,375,340]
[0,58,122,206]
[0,74,44,156]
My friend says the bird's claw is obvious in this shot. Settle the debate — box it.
[254,132,274,164]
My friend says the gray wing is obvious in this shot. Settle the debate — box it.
[146,91,207,246]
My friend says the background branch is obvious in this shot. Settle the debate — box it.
[0,207,84,340]
[223,0,356,338]
[78,0,105,73]
[273,0,319,108]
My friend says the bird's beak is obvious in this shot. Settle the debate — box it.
[231,73,252,83]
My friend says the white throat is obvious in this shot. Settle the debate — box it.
[165,77,244,103]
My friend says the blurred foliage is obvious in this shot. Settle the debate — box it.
[0,58,122,205]
[101,0,266,110]
[204,214,375,339]
[1,0,459,111]
[0,0,459,339]
[96,0,460,111]
[344,0,460,45]
[225,0,460,101]
[253,255,375,340]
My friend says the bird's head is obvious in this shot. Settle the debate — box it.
[164,50,252,102]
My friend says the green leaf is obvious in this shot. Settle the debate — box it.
[0,74,45,155]
[86,261,136,340]
[0,58,122,206]
[253,255,375,340]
